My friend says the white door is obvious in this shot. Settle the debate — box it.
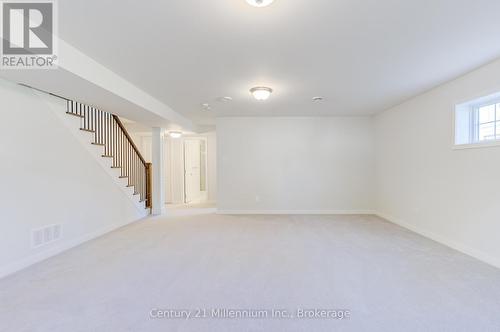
[184,139,201,204]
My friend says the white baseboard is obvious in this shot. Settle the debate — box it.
[375,212,500,270]
[217,209,376,215]
[0,215,147,279]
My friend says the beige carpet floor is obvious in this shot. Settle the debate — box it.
[1,210,500,332]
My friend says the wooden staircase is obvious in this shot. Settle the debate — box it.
[65,100,152,210]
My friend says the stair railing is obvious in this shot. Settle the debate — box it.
[66,100,152,209]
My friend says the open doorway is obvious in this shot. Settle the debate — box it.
[183,138,207,204]
[118,119,216,209]
[165,132,216,207]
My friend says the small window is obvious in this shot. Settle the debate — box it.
[455,92,500,146]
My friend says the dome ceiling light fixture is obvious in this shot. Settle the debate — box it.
[312,96,325,102]
[217,96,233,102]
[250,87,273,101]
[246,0,275,8]
[169,131,183,139]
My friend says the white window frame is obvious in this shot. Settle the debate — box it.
[471,102,499,142]
[454,92,500,149]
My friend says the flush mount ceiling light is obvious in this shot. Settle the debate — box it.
[217,96,233,102]
[250,87,273,101]
[246,0,274,7]
[312,96,325,102]
[169,131,183,139]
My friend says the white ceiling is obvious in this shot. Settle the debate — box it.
[58,0,500,126]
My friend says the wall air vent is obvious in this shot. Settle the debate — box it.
[32,224,62,248]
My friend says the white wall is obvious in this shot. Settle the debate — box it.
[374,58,500,268]
[0,79,145,278]
[128,133,152,163]
[165,136,184,204]
[206,132,217,203]
[217,117,374,213]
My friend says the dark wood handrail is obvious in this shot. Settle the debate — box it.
[112,115,147,166]
[19,84,153,210]
[64,99,152,209]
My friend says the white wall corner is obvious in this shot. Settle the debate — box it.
[375,212,500,270]
[152,127,166,215]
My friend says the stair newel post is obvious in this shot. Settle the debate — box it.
[135,154,138,195]
[142,163,145,201]
[132,150,135,192]
[119,129,123,175]
[146,163,152,209]
[113,119,117,167]
[127,140,130,185]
